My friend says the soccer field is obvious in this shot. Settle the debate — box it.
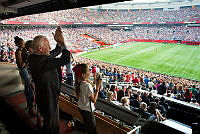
[80,42,200,81]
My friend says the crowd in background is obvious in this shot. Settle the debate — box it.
[1,25,200,63]
[0,26,99,53]
[1,26,200,111]
[1,7,200,123]
[1,5,200,134]
[73,56,200,108]
[2,6,200,23]
[59,55,200,121]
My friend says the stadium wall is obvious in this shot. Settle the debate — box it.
[91,0,200,10]
[2,21,200,25]
[120,39,200,45]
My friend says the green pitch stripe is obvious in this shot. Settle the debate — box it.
[80,42,200,81]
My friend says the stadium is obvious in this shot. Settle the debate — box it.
[0,0,200,134]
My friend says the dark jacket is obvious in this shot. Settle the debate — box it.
[28,47,70,117]
[157,84,167,95]
[130,99,140,108]
[134,108,152,120]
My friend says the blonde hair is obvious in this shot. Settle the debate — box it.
[107,91,113,99]
[121,97,128,104]
[32,35,47,52]
[140,102,147,110]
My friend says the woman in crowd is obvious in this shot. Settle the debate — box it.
[14,36,35,116]
[184,88,193,102]
[109,85,117,101]
[73,63,102,134]
[107,91,114,102]
[121,97,130,110]
[148,102,166,121]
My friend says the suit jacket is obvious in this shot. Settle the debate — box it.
[134,108,151,120]
[28,46,70,117]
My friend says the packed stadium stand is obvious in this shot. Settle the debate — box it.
[1,25,200,55]
[1,6,200,23]
[1,0,200,134]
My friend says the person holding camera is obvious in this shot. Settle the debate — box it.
[73,63,102,134]
[28,26,71,134]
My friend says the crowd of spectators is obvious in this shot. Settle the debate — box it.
[2,6,200,23]
[60,55,200,122]
[1,27,200,123]
[1,5,200,130]
[73,56,200,111]
[101,25,200,43]
[0,26,101,62]
[1,24,200,110]
[1,25,200,63]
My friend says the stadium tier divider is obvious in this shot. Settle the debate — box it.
[95,97,141,126]
[132,87,200,110]
[110,81,133,86]
[141,120,186,134]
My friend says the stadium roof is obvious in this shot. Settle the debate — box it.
[0,0,127,20]
[85,0,200,9]
[0,0,199,20]
[115,0,194,4]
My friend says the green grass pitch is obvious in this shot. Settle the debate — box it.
[80,42,200,81]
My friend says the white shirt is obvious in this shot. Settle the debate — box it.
[78,81,95,112]
[148,81,154,88]
[111,100,121,106]
[96,67,100,73]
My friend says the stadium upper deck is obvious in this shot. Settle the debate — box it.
[1,6,200,25]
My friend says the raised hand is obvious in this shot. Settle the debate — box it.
[52,26,65,46]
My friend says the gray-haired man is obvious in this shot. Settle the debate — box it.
[28,26,70,134]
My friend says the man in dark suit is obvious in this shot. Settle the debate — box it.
[135,102,153,120]
[130,94,141,108]
[28,26,70,134]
